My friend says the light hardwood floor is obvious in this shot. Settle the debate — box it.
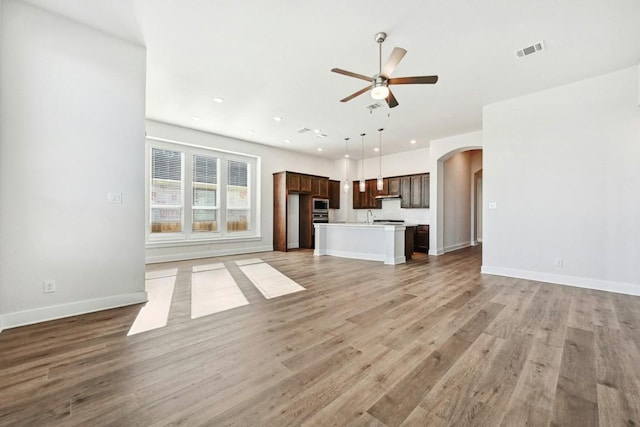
[1,246,640,426]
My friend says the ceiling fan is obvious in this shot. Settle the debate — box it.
[331,32,438,108]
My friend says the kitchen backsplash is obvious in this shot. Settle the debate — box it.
[354,198,430,224]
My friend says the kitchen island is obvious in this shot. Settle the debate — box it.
[313,223,411,265]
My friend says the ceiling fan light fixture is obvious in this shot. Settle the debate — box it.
[371,84,389,100]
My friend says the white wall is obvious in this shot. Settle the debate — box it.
[144,120,336,262]
[482,66,640,295]
[443,151,472,251]
[0,1,147,329]
[470,150,483,244]
[362,146,430,178]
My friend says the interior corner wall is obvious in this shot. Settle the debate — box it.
[443,151,472,252]
[0,0,4,332]
[482,66,640,295]
[0,1,147,329]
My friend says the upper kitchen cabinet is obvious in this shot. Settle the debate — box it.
[408,173,430,208]
[312,177,329,198]
[388,177,400,196]
[420,174,430,208]
[329,180,341,209]
[410,175,422,207]
[300,175,312,193]
[352,179,383,209]
[286,173,301,192]
[400,176,411,208]
[286,172,313,194]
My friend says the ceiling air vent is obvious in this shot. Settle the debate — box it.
[516,41,545,58]
[366,103,383,111]
[296,127,312,134]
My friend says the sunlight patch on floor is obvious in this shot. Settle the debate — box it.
[128,273,176,336]
[237,259,305,299]
[191,266,249,318]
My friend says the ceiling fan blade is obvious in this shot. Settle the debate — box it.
[386,89,399,108]
[340,85,371,103]
[331,68,372,82]
[388,75,438,85]
[380,47,407,78]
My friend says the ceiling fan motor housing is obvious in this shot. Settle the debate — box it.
[374,32,387,43]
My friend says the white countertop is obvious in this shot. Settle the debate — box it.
[317,222,417,227]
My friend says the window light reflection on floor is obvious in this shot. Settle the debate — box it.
[191,263,249,318]
[127,269,177,336]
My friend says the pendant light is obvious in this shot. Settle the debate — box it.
[359,133,366,192]
[377,128,384,191]
[343,137,350,193]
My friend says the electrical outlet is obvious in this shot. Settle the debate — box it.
[488,202,497,209]
[554,257,563,267]
[43,280,56,293]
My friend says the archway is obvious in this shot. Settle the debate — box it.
[428,131,482,256]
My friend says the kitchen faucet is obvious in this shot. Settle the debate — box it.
[367,210,373,224]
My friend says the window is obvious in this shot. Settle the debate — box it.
[151,148,183,233]
[227,160,249,232]
[192,154,218,232]
[147,139,260,244]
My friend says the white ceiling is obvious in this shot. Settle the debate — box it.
[23,0,640,160]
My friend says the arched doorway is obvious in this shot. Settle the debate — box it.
[427,131,482,256]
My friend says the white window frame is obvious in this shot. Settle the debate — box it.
[145,137,261,247]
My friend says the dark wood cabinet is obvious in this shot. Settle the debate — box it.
[353,179,385,209]
[376,178,389,196]
[388,177,400,196]
[300,175,312,193]
[286,173,300,192]
[414,224,430,253]
[274,171,331,252]
[410,175,422,207]
[352,180,362,209]
[351,173,429,209]
[312,177,329,198]
[400,176,411,208]
[328,180,341,209]
[405,226,416,260]
[420,174,430,208]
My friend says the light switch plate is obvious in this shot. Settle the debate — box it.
[108,192,123,203]
[488,202,497,209]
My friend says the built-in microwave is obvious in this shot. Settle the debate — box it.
[312,198,329,212]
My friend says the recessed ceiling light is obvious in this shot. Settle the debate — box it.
[313,129,321,134]
[345,154,350,158]
[410,139,417,144]
[373,147,379,152]
[317,148,323,152]
[273,116,283,122]
[213,97,224,103]
[191,116,201,121]
[248,130,255,134]
[284,139,291,143]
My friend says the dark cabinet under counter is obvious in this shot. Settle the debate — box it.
[414,224,430,253]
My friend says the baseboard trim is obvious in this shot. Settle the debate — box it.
[146,245,273,264]
[1,291,148,331]
[317,249,386,263]
[429,248,445,256]
[481,266,640,296]
[444,241,472,253]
